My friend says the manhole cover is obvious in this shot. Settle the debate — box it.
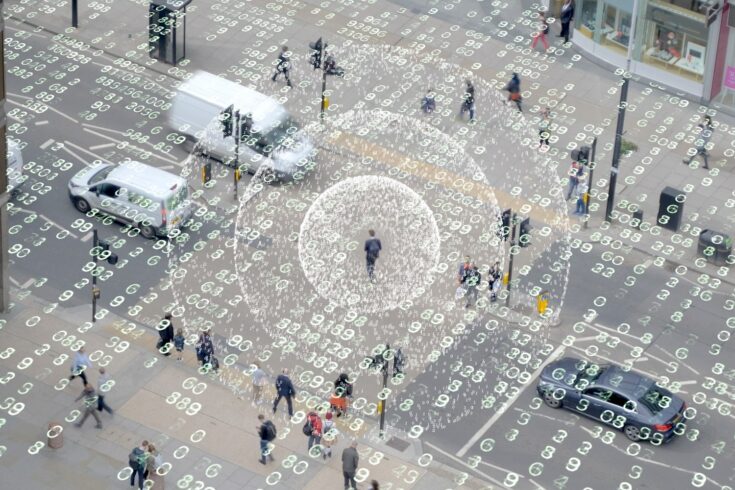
[386,437,410,452]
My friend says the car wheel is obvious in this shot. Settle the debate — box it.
[624,425,641,442]
[74,197,91,213]
[140,224,158,240]
[542,391,562,408]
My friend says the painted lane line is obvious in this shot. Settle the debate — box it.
[81,231,94,243]
[61,146,92,168]
[8,276,22,288]
[89,143,116,151]
[34,120,49,126]
[423,441,512,489]
[12,208,80,239]
[456,344,566,458]
[568,345,660,379]
[82,126,181,166]
[39,138,55,150]
[512,406,577,425]
[6,93,80,124]
[20,278,35,289]
[63,141,113,165]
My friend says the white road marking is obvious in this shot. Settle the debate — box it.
[568,345,660,379]
[20,278,35,289]
[63,140,112,165]
[39,138,55,150]
[61,146,92,167]
[82,126,182,166]
[678,380,698,386]
[512,406,577,425]
[81,231,94,243]
[456,344,566,457]
[6,93,80,124]
[423,441,512,489]
[624,356,649,364]
[34,120,49,126]
[8,276,22,288]
[89,143,116,151]
[12,208,79,239]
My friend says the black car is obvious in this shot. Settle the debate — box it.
[536,357,687,443]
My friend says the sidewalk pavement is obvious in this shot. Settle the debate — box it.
[0,287,495,490]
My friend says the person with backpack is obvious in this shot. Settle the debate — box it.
[322,411,338,459]
[257,414,276,464]
[273,368,296,417]
[459,79,476,121]
[504,73,522,112]
[304,411,323,451]
[421,89,436,114]
[196,331,214,366]
[488,261,502,302]
[330,373,353,417]
[128,440,149,490]
[271,45,293,88]
[364,229,382,283]
[74,384,103,429]
[683,115,714,169]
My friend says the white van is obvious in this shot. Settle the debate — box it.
[7,139,25,196]
[167,71,316,181]
[68,161,193,239]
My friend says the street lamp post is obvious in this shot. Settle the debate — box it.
[0,6,9,312]
[72,0,78,27]
[505,213,518,307]
[584,136,597,229]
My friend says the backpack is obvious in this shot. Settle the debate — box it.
[265,421,277,441]
[302,418,313,436]
[128,447,145,470]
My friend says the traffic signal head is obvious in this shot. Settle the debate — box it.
[221,104,234,138]
[501,208,511,241]
[519,217,531,247]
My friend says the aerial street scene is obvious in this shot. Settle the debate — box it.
[0,0,734,488]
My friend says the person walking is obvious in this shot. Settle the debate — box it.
[538,107,552,148]
[364,229,382,283]
[683,115,714,169]
[273,368,296,417]
[252,362,267,405]
[196,331,214,366]
[458,79,476,121]
[271,45,293,88]
[128,441,149,490]
[559,0,575,44]
[393,346,405,377]
[322,411,338,459]
[144,443,162,484]
[173,328,185,361]
[532,12,550,50]
[488,261,502,302]
[342,441,359,490]
[330,372,353,417]
[566,162,582,200]
[573,176,588,215]
[421,89,436,114]
[305,411,323,451]
[74,384,103,429]
[96,367,114,415]
[504,73,522,112]
[68,346,91,385]
[464,262,481,308]
[158,313,175,356]
[368,481,380,490]
[257,414,277,464]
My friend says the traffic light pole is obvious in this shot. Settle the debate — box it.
[72,0,78,27]
[505,213,517,307]
[233,110,240,200]
[605,76,628,223]
[92,229,99,323]
[584,136,597,229]
[320,52,328,119]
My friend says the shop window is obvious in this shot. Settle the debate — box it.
[578,0,602,39]
[600,4,633,51]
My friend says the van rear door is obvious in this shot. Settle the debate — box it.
[163,183,190,230]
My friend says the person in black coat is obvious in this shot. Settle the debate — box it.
[273,368,296,417]
[158,313,175,356]
[559,0,575,44]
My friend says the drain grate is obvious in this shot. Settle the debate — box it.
[386,437,410,452]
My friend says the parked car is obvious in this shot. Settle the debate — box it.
[68,161,193,239]
[7,138,26,197]
[167,70,316,182]
[537,356,687,443]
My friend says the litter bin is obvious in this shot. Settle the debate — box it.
[657,186,685,232]
[698,230,733,265]
[47,422,63,449]
[631,209,643,229]
[149,0,192,66]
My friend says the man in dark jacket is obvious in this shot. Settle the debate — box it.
[271,45,292,87]
[342,441,359,489]
[257,414,276,464]
[364,229,382,283]
[559,0,575,43]
[158,313,175,356]
[273,368,296,417]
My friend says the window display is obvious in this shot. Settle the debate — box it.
[577,0,602,39]
[601,4,633,50]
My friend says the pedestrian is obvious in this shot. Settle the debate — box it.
[68,346,91,385]
[273,368,296,417]
[364,229,382,283]
[566,162,581,200]
[196,331,214,366]
[322,411,338,459]
[369,481,380,490]
[74,384,102,429]
[504,73,522,112]
[304,410,323,451]
[464,262,481,308]
[96,367,114,415]
[330,372,352,417]
[538,107,552,148]
[128,440,149,490]
[173,328,185,361]
[532,12,550,50]
[271,45,292,88]
[342,441,359,490]
[252,362,267,405]
[144,443,163,487]
[257,414,277,464]
[421,89,436,114]
[456,255,473,302]
[488,261,502,302]
[458,79,476,121]
[683,115,714,169]
[559,0,575,44]
[157,313,175,356]
[393,346,405,377]
[574,177,588,215]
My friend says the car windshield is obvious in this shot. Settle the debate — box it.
[638,385,670,414]
[89,165,113,185]
[261,117,300,149]
[574,365,606,389]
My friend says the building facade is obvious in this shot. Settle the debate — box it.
[563,0,731,107]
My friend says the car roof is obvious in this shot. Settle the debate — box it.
[596,365,652,397]
[108,162,184,197]
[177,71,288,131]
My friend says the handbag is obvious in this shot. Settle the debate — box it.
[455,286,467,300]
[510,92,522,101]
